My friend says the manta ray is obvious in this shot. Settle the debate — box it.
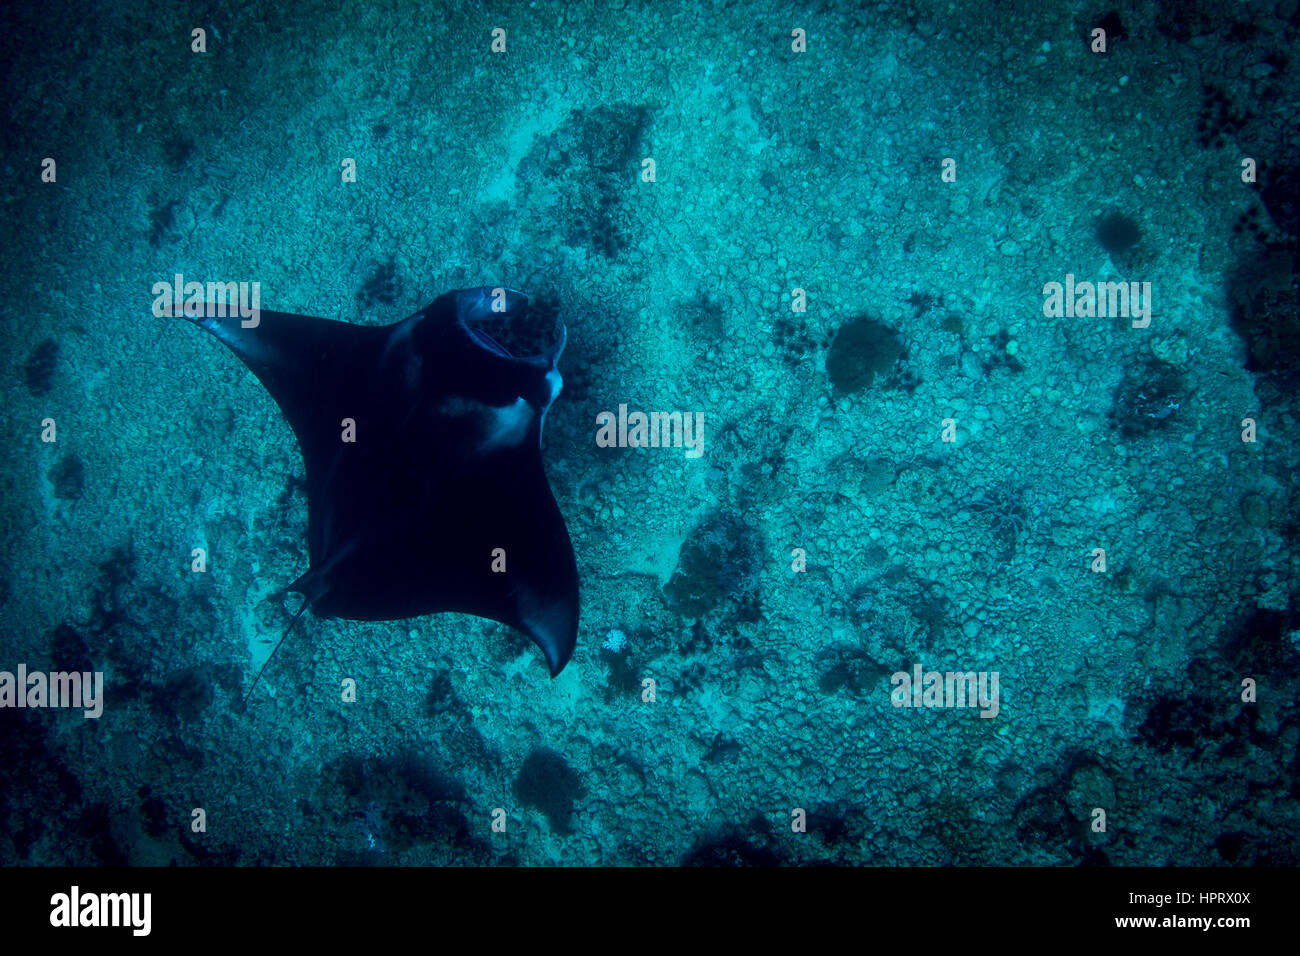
[173,286,579,689]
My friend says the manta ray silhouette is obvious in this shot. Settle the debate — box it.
[176,286,579,683]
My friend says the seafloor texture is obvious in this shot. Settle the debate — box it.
[1,0,1297,866]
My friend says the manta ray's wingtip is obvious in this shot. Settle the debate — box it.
[539,625,576,678]
[523,601,577,677]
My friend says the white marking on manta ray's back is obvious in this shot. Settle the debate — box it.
[434,396,536,453]
[480,397,533,452]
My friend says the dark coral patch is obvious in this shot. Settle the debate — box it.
[664,512,763,617]
[49,454,85,500]
[514,747,585,835]
[826,315,904,395]
[23,338,58,396]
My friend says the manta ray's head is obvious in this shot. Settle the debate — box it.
[376,287,568,455]
[407,287,566,417]
[455,287,565,364]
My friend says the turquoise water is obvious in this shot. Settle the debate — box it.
[1,0,1297,866]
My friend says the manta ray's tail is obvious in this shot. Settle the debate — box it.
[242,597,311,707]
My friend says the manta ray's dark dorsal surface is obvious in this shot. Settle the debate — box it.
[180,287,579,676]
